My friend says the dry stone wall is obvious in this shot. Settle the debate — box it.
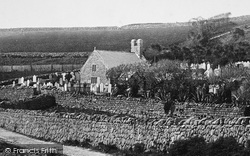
[0,109,249,151]
[0,64,82,72]
[0,87,245,119]
[174,103,244,118]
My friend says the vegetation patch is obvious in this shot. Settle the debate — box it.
[0,94,56,110]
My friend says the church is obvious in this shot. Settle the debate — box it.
[80,39,145,85]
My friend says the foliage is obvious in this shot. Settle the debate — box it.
[107,59,209,102]
[143,38,250,69]
[107,57,250,105]
[169,136,250,156]
[220,65,250,81]
[169,136,207,156]
[0,94,56,110]
[133,143,145,154]
[206,136,246,156]
[106,62,151,97]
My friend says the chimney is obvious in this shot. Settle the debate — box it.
[131,39,136,53]
[136,39,143,58]
[131,39,143,58]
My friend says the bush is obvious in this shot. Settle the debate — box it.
[168,136,206,156]
[168,136,250,156]
[133,143,145,154]
[96,143,118,153]
[0,94,56,110]
[206,136,244,156]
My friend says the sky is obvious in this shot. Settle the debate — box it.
[0,0,250,28]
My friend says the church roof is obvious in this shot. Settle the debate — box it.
[95,50,144,69]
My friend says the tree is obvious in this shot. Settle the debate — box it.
[106,62,151,97]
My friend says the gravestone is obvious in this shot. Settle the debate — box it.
[27,80,30,86]
[33,83,38,95]
[61,85,64,91]
[104,84,109,92]
[47,82,53,87]
[64,83,67,91]
[18,78,22,84]
[108,84,112,93]
[209,85,214,93]
[96,83,100,93]
[55,82,59,88]
[22,81,26,86]
[100,83,104,92]
[90,84,93,92]
[33,75,37,82]
[92,84,97,93]
[70,72,75,81]
[59,78,63,86]
[214,85,220,94]
[62,73,66,81]
[20,77,24,84]
[68,82,71,91]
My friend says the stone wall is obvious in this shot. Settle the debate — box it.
[0,87,245,119]
[0,109,249,151]
[0,64,82,72]
[174,103,244,118]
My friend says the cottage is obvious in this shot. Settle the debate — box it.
[80,39,145,84]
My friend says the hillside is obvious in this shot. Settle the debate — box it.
[231,15,250,25]
[0,15,250,53]
[0,26,191,53]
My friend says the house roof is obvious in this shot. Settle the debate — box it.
[95,50,144,69]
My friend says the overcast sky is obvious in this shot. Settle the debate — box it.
[0,0,250,28]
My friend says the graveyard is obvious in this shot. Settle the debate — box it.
[0,69,250,155]
[1,40,250,155]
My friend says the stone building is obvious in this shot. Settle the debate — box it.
[80,39,145,84]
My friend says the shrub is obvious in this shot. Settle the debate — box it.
[0,94,56,110]
[96,143,118,153]
[133,143,145,154]
[206,136,244,156]
[168,136,206,156]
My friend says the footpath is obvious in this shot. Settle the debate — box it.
[0,128,110,156]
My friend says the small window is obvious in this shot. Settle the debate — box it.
[91,77,97,83]
[92,65,96,72]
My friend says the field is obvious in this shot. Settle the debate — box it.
[0,52,89,65]
[0,15,250,53]
[0,25,192,53]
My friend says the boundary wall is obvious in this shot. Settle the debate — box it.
[0,64,82,72]
[0,109,249,151]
